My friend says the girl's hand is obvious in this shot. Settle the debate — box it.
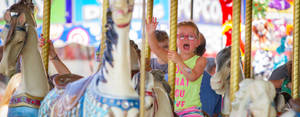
[146,17,158,34]
[168,50,182,64]
[39,34,57,59]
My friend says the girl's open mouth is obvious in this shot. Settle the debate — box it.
[183,44,190,50]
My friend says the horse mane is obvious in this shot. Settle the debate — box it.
[216,46,231,71]
[8,0,34,13]
[98,9,118,82]
[130,40,141,60]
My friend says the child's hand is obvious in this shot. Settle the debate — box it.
[146,17,158,34]
[168,50,183,64]
[39,34,57,59]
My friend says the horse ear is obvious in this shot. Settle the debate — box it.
[17,13,26,25]
[4,11,11,22]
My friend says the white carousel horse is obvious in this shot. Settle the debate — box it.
[39,0,173,116]
[132,69,174,117]
[129,40,174,117]
[210,47,277,116]
[230,79,277,117]
[210,46,244,115]
[0,0,49,116]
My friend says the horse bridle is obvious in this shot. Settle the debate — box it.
[145,89,159,117]
[4,22,28,60]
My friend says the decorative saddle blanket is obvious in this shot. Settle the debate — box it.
[53,76,92,115]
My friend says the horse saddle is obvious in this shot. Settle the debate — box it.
[289,98,300,112]
[53,74,83,89]
[53,75,93,115]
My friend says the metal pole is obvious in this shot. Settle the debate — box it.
[145,0,154,69]
[97,0,109,71]
[168,0,178,100]
[230,0,241,102]
[292,0,300,99]
[244,0,252,78]
[42,0,51,73]
[139,0,147,116]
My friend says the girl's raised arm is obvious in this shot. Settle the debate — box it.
[146,17,168,63]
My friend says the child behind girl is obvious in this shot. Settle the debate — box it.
[146,17,207,116]
[150,30,169,74]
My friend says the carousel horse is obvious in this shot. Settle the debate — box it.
[129,40,174,117]
[0,0,49,116]
[211,47,276,116]
[132,69,174,117]
[230,79,277,117]
[0,73,22,116]
[210,46,244,115]
[39,0,173,116]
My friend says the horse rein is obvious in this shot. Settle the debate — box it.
[145,89,159,117]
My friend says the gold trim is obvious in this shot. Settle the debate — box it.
[9,102,40,109]
[9,93,44,109]
[14,93,44,100]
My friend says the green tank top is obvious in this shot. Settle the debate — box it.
[281,79,291,95]
[174,55,203,111]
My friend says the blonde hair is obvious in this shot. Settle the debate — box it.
[178,21,202,39]
[178,21,206,56]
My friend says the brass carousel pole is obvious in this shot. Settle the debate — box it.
[145,0,154,64]
[97,0,109,71]
[139,0,148,116]
[230,0,241,102]
[244,0,252,79]
[42,0,51,73]
[292,0,300,99]
[168,0,178,100]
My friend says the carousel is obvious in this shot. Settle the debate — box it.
[0,0,299,117]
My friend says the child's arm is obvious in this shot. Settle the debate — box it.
[168,51,207,82]
[40,35,71,74]
[146,17,168,63]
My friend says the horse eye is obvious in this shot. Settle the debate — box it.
[227,62,231,68]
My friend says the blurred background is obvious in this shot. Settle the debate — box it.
[0,0,294,79]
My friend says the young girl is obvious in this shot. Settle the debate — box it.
[146,17,207,116]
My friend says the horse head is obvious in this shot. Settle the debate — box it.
[211,46,231,95]
[210,46,245,115]
[110,0,134,28]
[130,38,173,116]
[132,70,174,117]
[0,0,33,77]
[1,1,49,116]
